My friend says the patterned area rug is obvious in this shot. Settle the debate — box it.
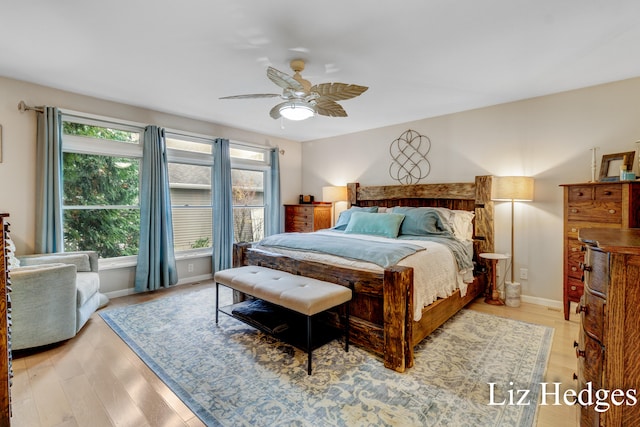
[100,286,553,427]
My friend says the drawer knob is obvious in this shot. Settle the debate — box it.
[571,209,578,214]
[576,304,588,315]
[571,228,577,233]
[574,341,586,358]
[571,285,577,291]
[571,266,577,272]
[577,192,584,196]
[608,209,616,214]
[603,191,612,195]
[580,263,592,272]
[571,247,578,252]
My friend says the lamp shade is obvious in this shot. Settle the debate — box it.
[492,176,534,201]
[322,186,347,203]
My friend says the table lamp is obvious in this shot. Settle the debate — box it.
[322,186,348,226]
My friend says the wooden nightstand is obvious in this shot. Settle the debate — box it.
[284,204,332,232]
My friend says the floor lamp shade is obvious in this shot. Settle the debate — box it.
[492,176,534,201]
[491,176,534,285]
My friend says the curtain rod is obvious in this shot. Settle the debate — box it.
[16,100,285,154]
[17,100,44,113]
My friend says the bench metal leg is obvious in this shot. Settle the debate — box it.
[215,282,219,324]
[307,316,312,375]
[345,302,350,352]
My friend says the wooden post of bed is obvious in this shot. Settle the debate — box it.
[383,266,413,371]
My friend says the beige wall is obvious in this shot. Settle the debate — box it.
[0,76,302,296]
[301,77,640,307]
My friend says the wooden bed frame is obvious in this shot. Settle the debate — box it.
[233,175,495,372]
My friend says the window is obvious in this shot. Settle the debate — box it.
[166,134,213,252]
[231,146,270,243]
[232,168,265,242]
[62,118,143,258]
[166,138,270,248]
[61,112,274,260]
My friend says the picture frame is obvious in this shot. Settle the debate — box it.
[599,151,635,182]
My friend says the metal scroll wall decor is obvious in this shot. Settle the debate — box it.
[389,129,431,184]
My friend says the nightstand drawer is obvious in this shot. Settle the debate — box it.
[284,204,332,233]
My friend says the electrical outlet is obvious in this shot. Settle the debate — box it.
[188,263,194,273]
[520,268,528,280]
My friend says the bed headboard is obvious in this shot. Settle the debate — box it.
[346,175,494,257]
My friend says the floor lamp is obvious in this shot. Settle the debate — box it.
[322,186,348,226]
[491,176,534,300]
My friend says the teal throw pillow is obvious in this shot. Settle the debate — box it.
[333,206,378,230]
[391,207,454,236]
[344,212,405,238]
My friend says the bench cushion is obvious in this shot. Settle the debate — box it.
[214,266,352,316]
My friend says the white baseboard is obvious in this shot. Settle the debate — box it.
[103,274,213,300]
[520,294,563,310]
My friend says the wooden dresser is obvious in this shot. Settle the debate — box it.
[560,182,640,320]
[0,214,11,426]
[575,228,640,426]
[284,204,332,232]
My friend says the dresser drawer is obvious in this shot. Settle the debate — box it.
[568,185,594,202]
[583,248,609,295]
[594,184,622,201]
[566,278,584,300]
[576,327,604,390]
[578,289,605,343]
[567,201,622,223]
[567,239,585,280]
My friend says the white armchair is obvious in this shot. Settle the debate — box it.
[11,251,108,350]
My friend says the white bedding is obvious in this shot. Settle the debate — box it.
[250,230,474,321]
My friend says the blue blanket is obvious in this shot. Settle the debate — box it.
[254,232,425,268]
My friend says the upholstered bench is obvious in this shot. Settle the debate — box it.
[214,265,352,374]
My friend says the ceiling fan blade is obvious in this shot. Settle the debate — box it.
[219,93,280,99]
[269,102,287,119]
[311,83,368,101]
[267,67,305,92]
[316,98,347,117]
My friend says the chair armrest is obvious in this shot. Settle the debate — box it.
[18,251,99,272]
[11,264,78,308]
[10,263,78,350]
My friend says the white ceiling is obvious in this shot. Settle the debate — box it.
[2,1,640,142]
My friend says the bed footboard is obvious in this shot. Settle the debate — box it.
[233,242,415,372]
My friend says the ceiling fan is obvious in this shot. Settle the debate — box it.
[220,59,368,121]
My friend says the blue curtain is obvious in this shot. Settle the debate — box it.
[35,107,64,253]
[213,138,233,272]
[268,148,282,236]
[135,126,178,292]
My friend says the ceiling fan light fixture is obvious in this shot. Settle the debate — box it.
[279,101,315,121]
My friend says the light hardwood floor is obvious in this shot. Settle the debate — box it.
[9,282,580,427]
